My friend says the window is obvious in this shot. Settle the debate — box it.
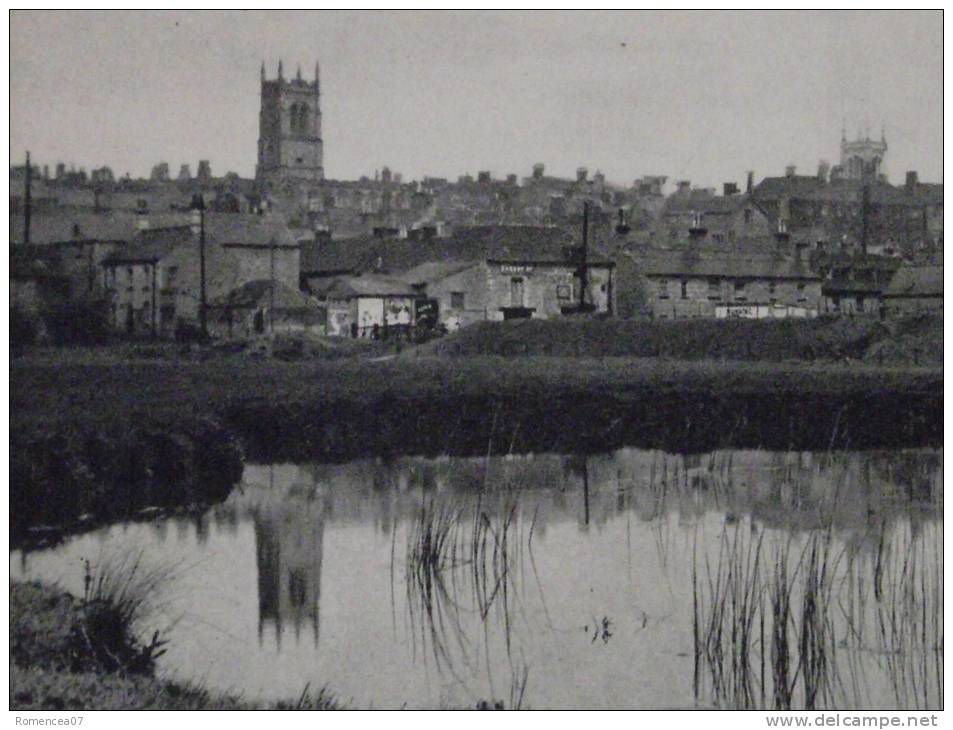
[708,278,721,300]
[744,209,753,224]
[680,280,688,299]
[556,284,573,301]
[510,277,525,307]
[734,281,746,301]
[797,283,807,303]
[451,291,465,309]
[657,279,669,299]
[768,281,777,303]
[166,266,178,287]
[713,233,725,244]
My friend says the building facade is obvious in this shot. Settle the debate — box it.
[634,248,822,320]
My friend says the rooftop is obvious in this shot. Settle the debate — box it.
[884,265,943,298]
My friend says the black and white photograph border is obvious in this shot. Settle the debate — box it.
[5,7,946,722]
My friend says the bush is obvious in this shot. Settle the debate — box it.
[44,301,111,346]
[11,308,38,348]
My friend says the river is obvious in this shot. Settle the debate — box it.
[11,447,942,710]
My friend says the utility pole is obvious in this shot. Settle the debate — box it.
[578,200,589,310]
[861,183,870,256]
[23,151,32,246]
[269,237,276,334]
[191,194,208,340]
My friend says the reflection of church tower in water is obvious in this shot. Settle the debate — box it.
[254,482,326,648]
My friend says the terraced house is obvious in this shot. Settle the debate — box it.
[632,242,822,319]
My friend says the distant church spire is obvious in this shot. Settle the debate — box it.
[296,64,302,81]
[260,60,265,82]
[278,59,283,79]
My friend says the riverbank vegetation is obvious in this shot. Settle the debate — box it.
[416,315,942,366]
[11,352,941,543]
[10,580,339,710]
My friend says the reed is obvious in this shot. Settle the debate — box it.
[693,522,941,711]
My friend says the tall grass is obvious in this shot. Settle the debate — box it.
[402,493,531,706]
[71,552,177,675]
[693,522,942,711]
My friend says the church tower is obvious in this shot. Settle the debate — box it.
[256,60,324,186]
[840,125,887,182]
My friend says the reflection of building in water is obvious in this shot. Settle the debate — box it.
[253,473,327,648]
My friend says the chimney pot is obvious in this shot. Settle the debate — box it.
[905,171,918,192]
[746,171,754,194]
[785,165,797,178]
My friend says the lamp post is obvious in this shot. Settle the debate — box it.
[190,194,208,340]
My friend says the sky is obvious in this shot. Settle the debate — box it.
[10,10,943,188]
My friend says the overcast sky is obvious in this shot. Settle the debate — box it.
[10,10,943,188]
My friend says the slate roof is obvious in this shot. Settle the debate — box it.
[9,210,142,245]
[662,195,743,216]
[310,274,420,300]
[396,260,480,286]
[884,265,943,298]
[212,279,323,311]
[753,176,937,207]
[300,225,613,276]
[101,227,192,265]
[635,247,818,281]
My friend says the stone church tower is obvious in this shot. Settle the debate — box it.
[256,60,324,186]
[839,125,887,181]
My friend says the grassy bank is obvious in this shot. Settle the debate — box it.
[416,315,942,365]
[10,581,338,710]
[11,354,941,542]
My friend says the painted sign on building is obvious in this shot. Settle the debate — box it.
[715,304,817,320]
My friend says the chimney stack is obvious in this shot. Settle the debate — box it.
[576,166,588,183]
[677,180,691,196]
[532,163,544,180]
[785,165,797,178]
[905,171,918,192]
[746,171,754,194]
[723,182,739,197]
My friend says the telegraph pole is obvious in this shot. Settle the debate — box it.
[23,151,32,246]
[861,183,870,256]
[192,194,208,339]
[269,237,276,334]
[578,200,589,309]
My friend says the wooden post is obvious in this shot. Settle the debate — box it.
[861,183,870,255]
[579,201,589,309]
[269,237,276,334]
[23,151,32,246]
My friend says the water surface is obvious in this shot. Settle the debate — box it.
[11,448,942,709]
